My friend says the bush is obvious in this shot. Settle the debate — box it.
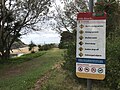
[62,42,76,72]
[38,44,56,51]
[31,51,35,53]
[28,41,36,53]
[105,39,120,90]
[62,35,120,89]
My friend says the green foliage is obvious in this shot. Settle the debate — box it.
[61,30,86,84]
[38,44,56,51]
[62,35,120,90]
[0,51,46,64]
[43,44,51,51]
[62,42,76,72]
[59,31,75,49]
[0,9,21,59]
[94,1,120,89]
[60,30,76,72]
[62,40,87,85]
[28,41,36,53]
[0,0,52,59]
[94,0,120,38]
[105,38,120,90]
[61,2,120,88]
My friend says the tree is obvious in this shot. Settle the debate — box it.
[94,0,120,40]
[54,0,88,82]
[51,0,88,33]
[28,41,36,53]
[59,31,75,49]
[0,0,51,59]
[95,0,120,89]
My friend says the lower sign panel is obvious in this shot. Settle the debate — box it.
[76,63,105,80]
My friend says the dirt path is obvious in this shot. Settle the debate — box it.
[33,62,62,90]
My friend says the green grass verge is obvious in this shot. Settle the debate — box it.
[41,68,86,90]
[0,51,46,70]
[0,51,46,64]
[0,48,64,90]
[41,67,109,90]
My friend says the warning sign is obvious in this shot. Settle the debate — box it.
[76,12,106,80]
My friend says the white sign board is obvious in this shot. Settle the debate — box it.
[76,12,106,80]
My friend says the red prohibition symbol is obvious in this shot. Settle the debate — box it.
[91,67,96,73]
[84,67,89,72]
[78,66,83,72]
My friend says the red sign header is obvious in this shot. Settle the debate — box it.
[77,12,106,20]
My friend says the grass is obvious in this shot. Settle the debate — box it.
[41,66,109,90]
[41,67,86,90]
[0,51,46,64]
[0,48,109,90]
[0,48,64,90]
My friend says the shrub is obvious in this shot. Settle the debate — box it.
[38,44,56,51]
[105,39,120,90]
[62,35,120,89]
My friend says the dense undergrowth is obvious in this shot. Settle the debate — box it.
[62,37,120,90]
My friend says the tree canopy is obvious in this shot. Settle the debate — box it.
[52,0,88,33]
[95,0,120,39]
[0,0,52,59]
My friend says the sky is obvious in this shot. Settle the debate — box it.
[20,0,93,45]
[20,0,64,45]
[21,30,61,45]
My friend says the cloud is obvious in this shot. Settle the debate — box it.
[21,30,60,45]
[20,0,64,45]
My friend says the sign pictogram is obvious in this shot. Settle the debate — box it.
[79,47,83,51]
[79,36,84,40]
[98,68,103,73]
[79,41,83,45]
[91,67,96,73]
[80,24,84,28]
[79,53,83,57]
[79,30,84,34]
[84,67,89,72]
[78,66,83,72]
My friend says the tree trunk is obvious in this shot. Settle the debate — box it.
[5,50,10,59]
[1,49,10,60]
